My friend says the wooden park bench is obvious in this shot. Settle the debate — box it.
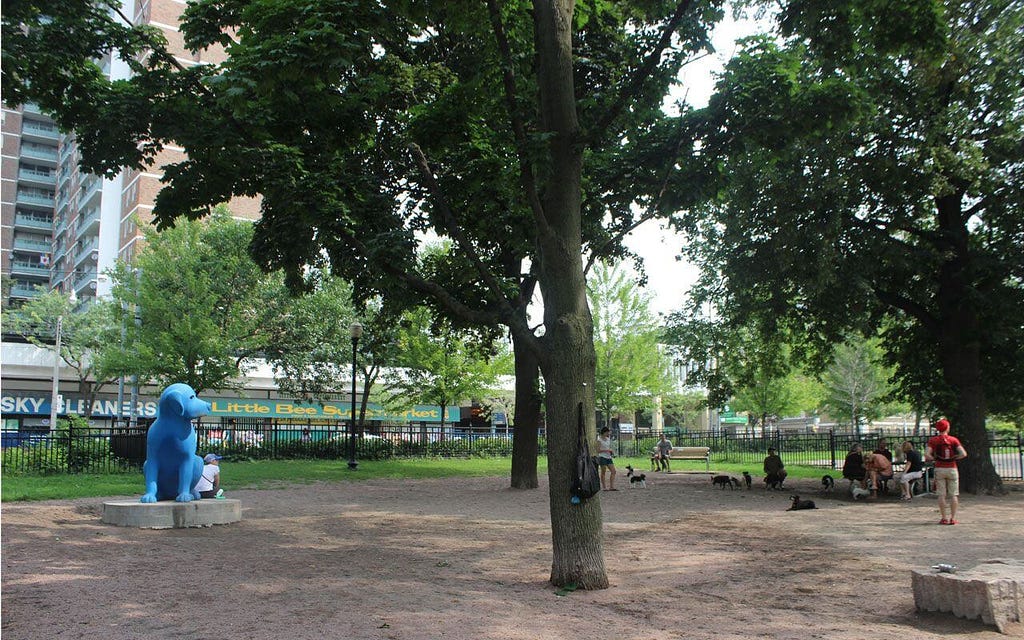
[667,446,711,471]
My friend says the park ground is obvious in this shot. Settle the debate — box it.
[2,470,1022,640]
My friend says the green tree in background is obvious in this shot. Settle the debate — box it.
[104,212,271,393]
[383,307,512,436]
[821,338,893,437]
[681,0,1023,491]
[587,261,674,431]
[4,290,118,417]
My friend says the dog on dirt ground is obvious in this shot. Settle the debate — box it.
[712,474,739,489]
[851,484,871,500]
[787,495,818,511]
[821,474,835,493]
[742,471,752,490]
[626,465,647,488]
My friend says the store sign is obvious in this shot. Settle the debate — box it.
[1,393,459,423]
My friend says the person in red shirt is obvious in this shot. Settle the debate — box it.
[925,418,968,525]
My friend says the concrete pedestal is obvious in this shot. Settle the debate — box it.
[102,499,242,529]
[912,558,1023,634]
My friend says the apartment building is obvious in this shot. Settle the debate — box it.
[1,104,60,306]
[1,0,259,309]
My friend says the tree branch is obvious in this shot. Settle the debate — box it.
[485,0,550,235]
[873,287,940,336]
[407,143,540,352]
[589,0,697,139]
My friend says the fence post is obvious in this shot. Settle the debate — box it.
[829,429,836,471]
[66,416,73,473]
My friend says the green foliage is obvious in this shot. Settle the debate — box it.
[676,1,1023,490]
[821,337,894,429]
[3,290,120,411]
[588,261,675,424]
[382,306,511,422]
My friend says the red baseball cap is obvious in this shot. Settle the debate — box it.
[934,419,950,432]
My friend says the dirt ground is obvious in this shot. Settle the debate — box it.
[2,470,1022,640]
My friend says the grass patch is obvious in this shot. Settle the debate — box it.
[1,457,549,503]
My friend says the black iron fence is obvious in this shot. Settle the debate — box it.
[621,430,1024,480]
[3,420,1021,480]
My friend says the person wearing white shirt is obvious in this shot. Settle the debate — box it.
[196,453,223,498]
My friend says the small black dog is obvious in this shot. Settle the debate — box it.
[787,495,817,511]
[626,465,647,488]
[821,474,835,493]
[712,474,738,490]
[742,471,752,490]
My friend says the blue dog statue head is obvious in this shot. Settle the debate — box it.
[158,382,212,424]
[140,383,213,503]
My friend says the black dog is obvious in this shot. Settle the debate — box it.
[626,465,647,488]
[742,471,752,490]
[712,474,738,490]
[821,474,835,493]
[787,495,817,511]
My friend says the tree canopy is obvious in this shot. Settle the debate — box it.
[587,261,675,428]
[678,0,1023,492]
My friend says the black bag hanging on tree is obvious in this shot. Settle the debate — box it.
[571,401,601,503]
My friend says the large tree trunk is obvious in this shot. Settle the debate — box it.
[510,332,541,489]
[533,0,608,589]
[935,193,1001,493]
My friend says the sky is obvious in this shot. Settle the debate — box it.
[622,11,765,317]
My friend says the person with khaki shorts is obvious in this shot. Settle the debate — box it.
[925,419,968,525]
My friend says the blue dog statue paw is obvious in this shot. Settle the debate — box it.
[140,383,212,503]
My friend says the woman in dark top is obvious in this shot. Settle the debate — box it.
[899,441,925,501]
[842,443,866,487]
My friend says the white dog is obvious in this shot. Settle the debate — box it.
[851,484,871,500]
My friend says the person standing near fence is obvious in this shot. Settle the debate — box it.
[925,419,968,525]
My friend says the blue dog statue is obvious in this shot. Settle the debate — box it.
[140,383,212,503]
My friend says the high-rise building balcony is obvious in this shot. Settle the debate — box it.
[9,283,44,299]
[78,207,101,235]
[14,210,54,231]
[79,176,102,208]
[17,167,56,188]
[12,237,51,254]
[15,188,55,209]
[20,142,58,165]
[21,119,60,144]
[9,260,50,278]
[73,236,99,266]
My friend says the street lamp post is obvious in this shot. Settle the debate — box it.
[49,289,77,432]
[348,322,363,470]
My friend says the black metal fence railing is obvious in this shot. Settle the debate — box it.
[2,421,1022,481]
[622,430,1024,480]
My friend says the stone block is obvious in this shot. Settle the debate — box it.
[101,498,242,529]
[912,558,1023,634]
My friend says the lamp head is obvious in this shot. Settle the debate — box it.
[349,321,363,340]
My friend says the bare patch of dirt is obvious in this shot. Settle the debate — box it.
[2,471,1022,639]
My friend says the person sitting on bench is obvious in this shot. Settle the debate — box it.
[863,450,893,497]
[652,434,673,472]
[842,443,866,487]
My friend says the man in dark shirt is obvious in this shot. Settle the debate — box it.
[763,448,787,489]
[898,441,925,501]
